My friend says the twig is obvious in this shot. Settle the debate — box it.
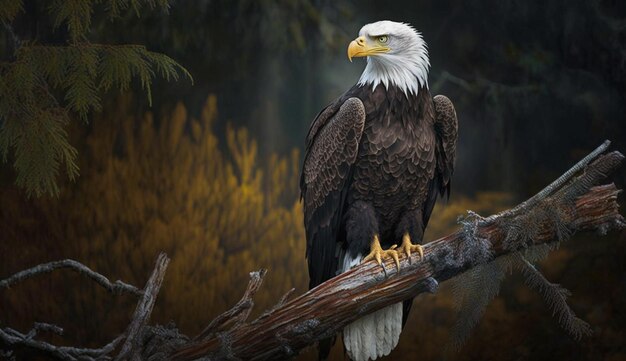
[0,326,124,361]
[275,288,297,309]
[479,140,612,225]
[193,269,267,342]
[27,322,64,338]
[258,288,297,321]
[115,253,170,361]
[0,259,143,297]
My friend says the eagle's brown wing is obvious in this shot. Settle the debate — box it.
[433,94,458,197]
[300,97,366,289]
[419,94,458,232]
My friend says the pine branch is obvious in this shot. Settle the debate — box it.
[446,255,510,351]
[518,257,592,340]
[0,42,191,196]
[50,0,94,43]
[7,107,79,196]
[444,241,558,352]
[48,0,171,42]
[17,43,193,110]
[0,1,189,197]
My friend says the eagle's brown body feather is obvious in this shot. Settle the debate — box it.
[350,84,436,242]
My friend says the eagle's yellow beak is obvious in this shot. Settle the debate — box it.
[347,36,390,62]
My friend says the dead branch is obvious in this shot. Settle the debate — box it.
[0,259,143,297]
[194,269,267,342]
[0,326,124,361]
[0,254,169,361]
[171,144,624,361]
[115,253,170,361]
[479,140,611,224]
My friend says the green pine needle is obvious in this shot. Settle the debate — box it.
[50,0,94,42]
[3,109,78,197]
[0,0,190,197]
[65,46,101,120]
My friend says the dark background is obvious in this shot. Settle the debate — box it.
[1,1,625,360]
[88,0,626,194]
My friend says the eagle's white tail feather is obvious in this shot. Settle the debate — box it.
[344,303,402,361]
[376,306,389,356]
[340,253,403,361]
[375,309,387,354]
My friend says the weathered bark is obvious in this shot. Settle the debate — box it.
[0,259,143,297]
[171,147,624,361]
[194,269,268,342]
[115,253,170,361]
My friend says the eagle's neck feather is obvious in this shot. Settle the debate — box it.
[357,45,429,97]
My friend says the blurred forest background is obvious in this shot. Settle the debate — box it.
[1,1,625,360]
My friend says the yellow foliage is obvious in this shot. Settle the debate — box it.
[82,95,306,332]
[0,94,306,342]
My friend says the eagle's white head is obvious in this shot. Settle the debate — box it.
[348,20,429,96]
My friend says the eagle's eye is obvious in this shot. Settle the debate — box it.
[377,35,388,44]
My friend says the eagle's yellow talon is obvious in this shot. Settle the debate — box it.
[401,233,424,262]
[362,235,401,271]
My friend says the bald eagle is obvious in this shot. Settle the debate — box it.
[301,21,458,361]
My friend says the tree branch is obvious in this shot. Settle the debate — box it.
[0,326,124,361]
[0,254,170,360]
[115,253,170,361]
[0,259,143,297]
[194,269,267,342]
[478,139,612,225]
[171,144,624,361]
